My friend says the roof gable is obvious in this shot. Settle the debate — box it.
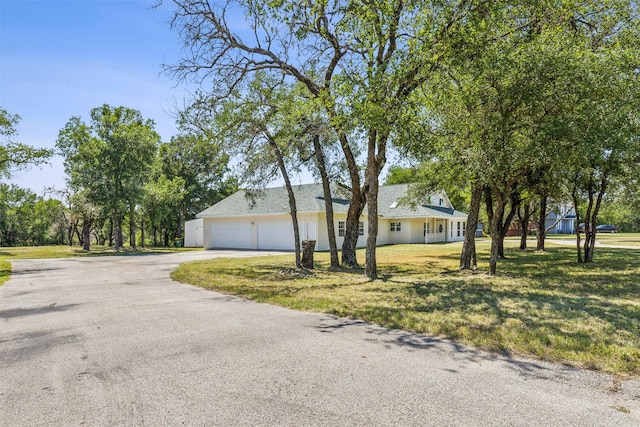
[197,182,467,219]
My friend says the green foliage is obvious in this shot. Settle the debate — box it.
[0,107,52,177]
[158,133,235,219]
[57,105,160,209]
[138,133,235,247]
[0,184,66,246]
[384,165,470,211]
[56,105,160,249]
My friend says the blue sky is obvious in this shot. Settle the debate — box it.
[0,0,188,194]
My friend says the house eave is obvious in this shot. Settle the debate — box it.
[197,210,325,219]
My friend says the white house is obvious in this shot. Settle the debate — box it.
[189,183,468,251]
[545,202,576,234]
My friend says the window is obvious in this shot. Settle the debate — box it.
[463,222,466,236]
[438,224,443,233]
[457,221,461,237]
[338,221,345,237]
[450,222,453,238]
[423,222,427,237]
[358,221,364,236]
[439,198,443,206]
[390,222,401,232]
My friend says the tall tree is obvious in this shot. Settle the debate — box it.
[163,0,496,279]
[184,76,308,266]
[560,2,640,262]
[56,105,160,251]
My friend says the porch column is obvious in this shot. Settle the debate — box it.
[424,218,429,244]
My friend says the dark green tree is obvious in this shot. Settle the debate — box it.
[0,107,52,178]
[56,105,160,251]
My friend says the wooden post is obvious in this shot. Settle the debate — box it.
[301,240,316,269]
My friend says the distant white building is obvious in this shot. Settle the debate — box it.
[184,218,203,247]
[545,202,576,234]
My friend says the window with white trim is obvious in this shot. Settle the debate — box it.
[358,221,364,236]
[463,222,466,236]
[338,221,345,237]
[390,222,402,232]
[457,221,461,237]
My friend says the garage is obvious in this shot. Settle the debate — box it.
[211,222,252,249]
[258,221,294,250]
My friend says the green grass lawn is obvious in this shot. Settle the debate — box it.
[171,239,640,377]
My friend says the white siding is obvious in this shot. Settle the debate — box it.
[184,218,203,247]
[212,222,252,249]
[258,220,294,250]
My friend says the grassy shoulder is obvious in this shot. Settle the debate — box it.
[0,259,11,286]
[0,245,202,260]
[0,245,202,286]
[171,240,640,377]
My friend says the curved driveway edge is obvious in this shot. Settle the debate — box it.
[1,250,639,426]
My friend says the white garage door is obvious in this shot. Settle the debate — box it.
[258,221,294,250]
[211,222,252,249]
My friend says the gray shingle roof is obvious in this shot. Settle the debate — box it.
[197,183,467,220]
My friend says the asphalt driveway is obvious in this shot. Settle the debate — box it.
[1,250,638,426]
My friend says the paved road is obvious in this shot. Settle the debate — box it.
[546,239,640,250]
[1,251,639,426]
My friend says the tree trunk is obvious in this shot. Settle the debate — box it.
[335,131,365,269]
[74,223,82,247]
[497,193,519,259]
[487,189,505,275]
[266,134,301,268]
[113,211,121,251]
[365,173,379,279]
[570,179,584,262]
[313,135,339,268]
[581,174,599,263]
[497,238,505,259]
[517,202,531,250]
[284,181,302,269]
[342,190,365,268]
[67,224,75,246]
[363,130,386,280]
[82,215,92,251]
[460,184,482,270]
[175,209,184,246]
[489,232,499,275]
[129,203,136,249]
[140,215,145,248]
[536,193,548,251]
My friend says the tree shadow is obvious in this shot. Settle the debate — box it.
[315,315,563,381]
[0,303,78,319]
